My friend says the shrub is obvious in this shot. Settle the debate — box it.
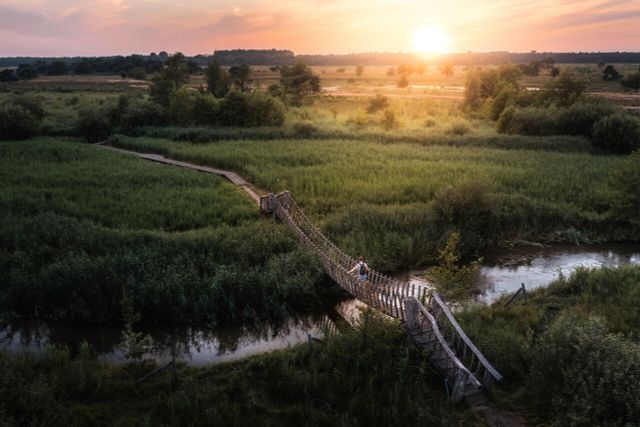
[379,110,398,130]
[11,95,45,120]
[556,101,617,136]
[0,104,40,140]
[592,113,640,154]
[75,107,113,142]
[292,121,318,138]
[530,315,640,426]
[243,92,286,127]
[444,119,472,136]
[119,99,166,131]
[366,94,389,114]
[423,116,437,127]
[191,92,220,126]
[431,178,496,253]
[497,106,559,136]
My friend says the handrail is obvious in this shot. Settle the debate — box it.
[411,298,481,388]
[431,293,503,382]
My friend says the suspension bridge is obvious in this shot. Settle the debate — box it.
[98,144,514,423]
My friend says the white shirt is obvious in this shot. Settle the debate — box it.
[349,261,369,275]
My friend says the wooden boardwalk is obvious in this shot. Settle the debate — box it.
[97,145,261,204]
[97,144,509,419]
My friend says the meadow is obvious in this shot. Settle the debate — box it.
[109,135,630,271]
[0,138,341,325]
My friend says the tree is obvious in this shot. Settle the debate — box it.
[602,64,621,81]
[47,60,68,75]
[229,64,251,92]
[463,69,482,109]
[279,61,321,105]
[542,70,585,106]
[16,64,38,80]
[0,69,18,82]
[621,73,640,92]
[149,52,190,107]
[75,106,113,142]
[168,86,196,126]
[128,67,147,80]
[440,62,454,77]
[355,64,364,76]
[205,61,230,97]
[550,66,560,77]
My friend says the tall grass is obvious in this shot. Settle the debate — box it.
[457,265,640,425]
[0,138,341,325]
[111,136,629,270]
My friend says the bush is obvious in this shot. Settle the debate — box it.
[243,92,286,127]
[192,92,220,126]
[592,113,640,154]
[11,95,45,120]
[556,101,618,136]
[431,178,496,253]
[379,110,398,130]
[497,106,559,136]
[366,94,389,114]
[292,121,318,137]
[75,107,113,142]
[0,104,40,140]
[444,119,472,135]
[218,91,285,127]
[530,315,640,426]
[119,99,165,131]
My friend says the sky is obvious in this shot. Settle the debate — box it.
[0,0,638,56]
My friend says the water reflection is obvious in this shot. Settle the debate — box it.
[0,308,351,367]
[395,244,640,304]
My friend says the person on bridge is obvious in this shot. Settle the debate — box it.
[349,256,370,283]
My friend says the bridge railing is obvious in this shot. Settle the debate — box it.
[429,293,503,393]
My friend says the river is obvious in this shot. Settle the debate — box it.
[2,244,639,365]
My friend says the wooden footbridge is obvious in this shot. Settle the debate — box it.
[260,191,503,403]
[98,144,504,409]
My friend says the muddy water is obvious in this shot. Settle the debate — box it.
[395,244,640,304]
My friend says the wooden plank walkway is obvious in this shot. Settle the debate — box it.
[94,144,511,422]
[97,144,262,204]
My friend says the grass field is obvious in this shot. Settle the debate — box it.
[0,138,340,325]
[110,135,629,271]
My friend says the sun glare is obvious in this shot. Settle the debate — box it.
[412,25,451,54]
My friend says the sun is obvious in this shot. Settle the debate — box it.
[412,25,451,54]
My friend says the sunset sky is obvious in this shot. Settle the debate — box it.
[0,0,638,56]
